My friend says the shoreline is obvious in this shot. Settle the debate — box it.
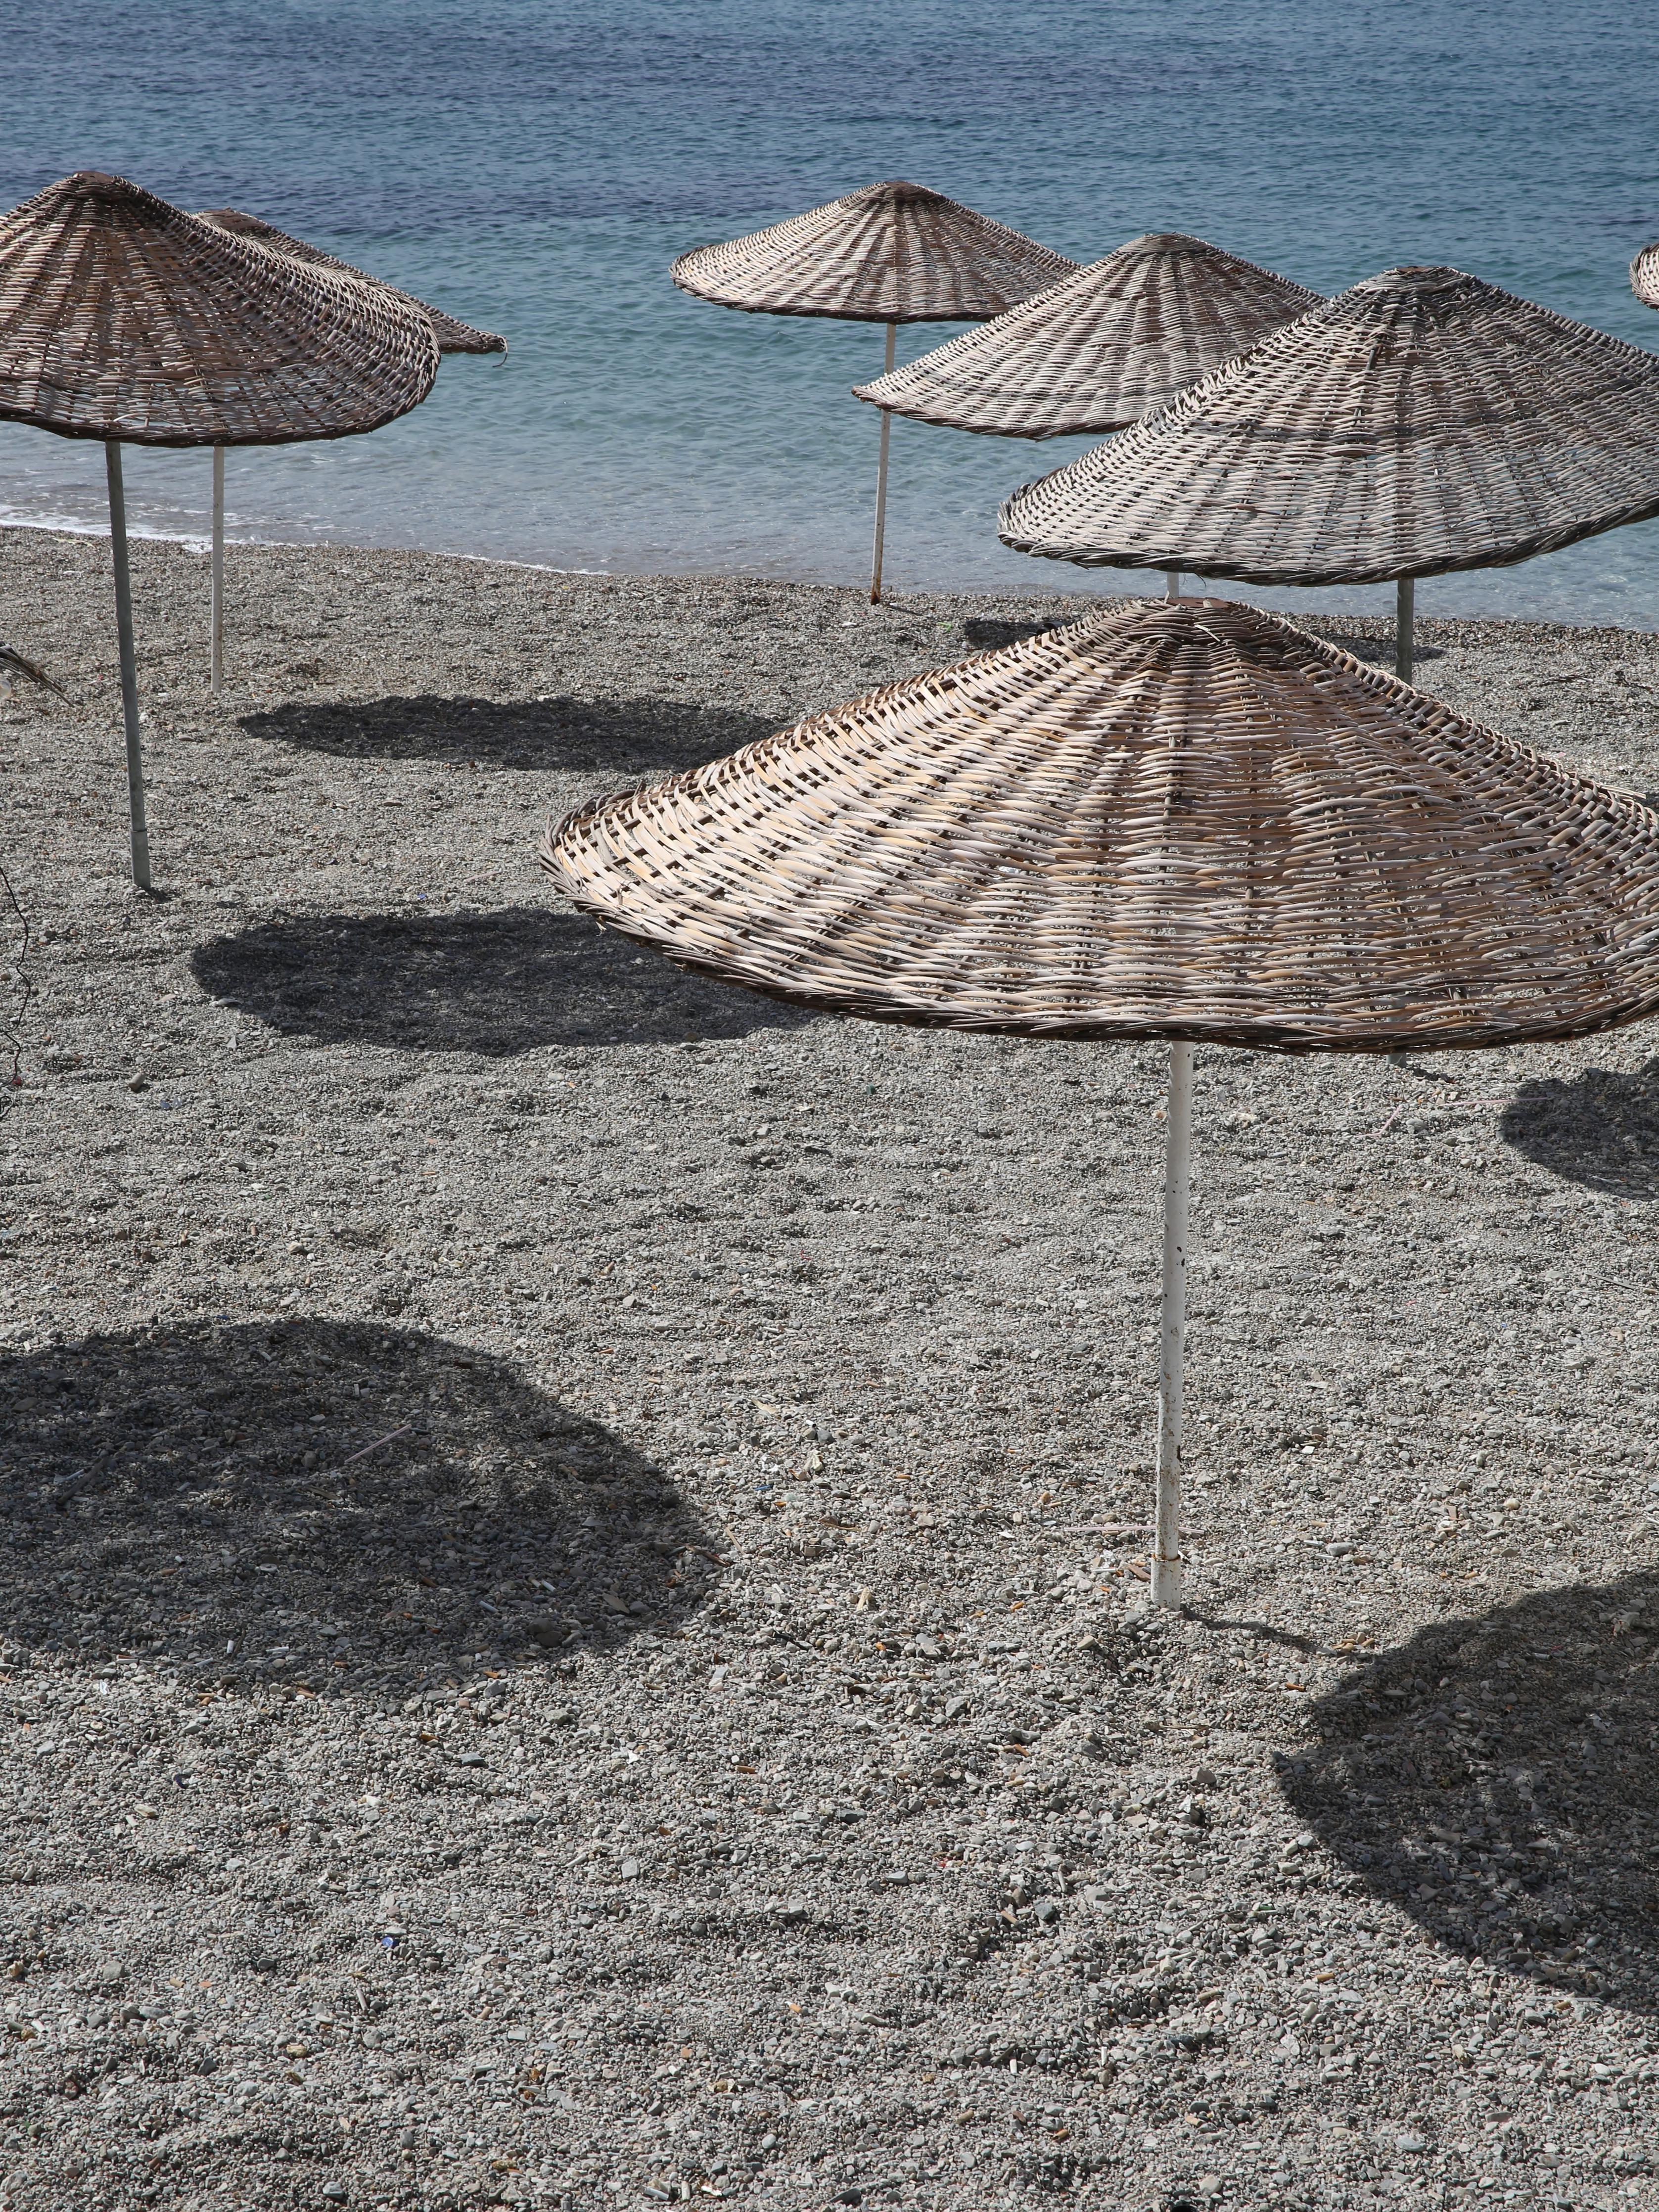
[5,515,1659,640]
[0,508,620,576]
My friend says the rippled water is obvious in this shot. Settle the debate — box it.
[5,0,1659,624]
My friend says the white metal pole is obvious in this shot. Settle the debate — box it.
[1395,575,1414,682]
[869,320,897,605]
[210,445,225,698]
[106,441,152,892]
[1151,1039,1192,1608]
[1165,570,1181,600]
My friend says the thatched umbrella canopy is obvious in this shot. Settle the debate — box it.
[852,231,1318,439]
[1000,264,1659,679]
[194,208,504,355]
[0,170,440,885]
[0,173,438,443]
[672,179,1076,600]
[541,595,1659,1604]
[193,206,504,692]
[1631,240,1659,312]
[672,178,1075,323]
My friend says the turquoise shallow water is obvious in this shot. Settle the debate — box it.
[5,0,1659,625]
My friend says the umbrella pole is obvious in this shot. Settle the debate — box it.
[210,445,225,698]
[105,441,152,892]
[1395,576,1414,682]
[1165,571,1181,600]
[1151,1040,1192,1609]
[870,321,896,605]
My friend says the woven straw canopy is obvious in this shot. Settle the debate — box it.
[541,597,1659,1055]
[671,179,1076,323]
[0,171,440,446]
[1000,265,1659,583]
[195,208,505,355]
[1632,241,1659,312]
[852,232,1318,439]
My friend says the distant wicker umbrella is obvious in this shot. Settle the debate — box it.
[1631,241,1659,312]
[1000,263,1659,681]
[195,209,505,355]
[542,594,1659,1605]
[673,179,1075,601]
[0,170,439,885]
[854,230,1317,601]
[853,230,1317,432]
[194,207,505,694]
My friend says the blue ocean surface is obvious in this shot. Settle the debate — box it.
[4,0,1659,626]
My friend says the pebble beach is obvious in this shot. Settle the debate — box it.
[0,523,1657,2211]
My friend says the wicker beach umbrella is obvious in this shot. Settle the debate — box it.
[195,209,505,356]
[0,170,439,886]
[854,230,1317,601]
[1000,264,1659,682]
[194,207,505,694]
[1631,240,1659,312]
[853,231,1316,586]
[540,595,1659,1606]
[672,179,1076,602]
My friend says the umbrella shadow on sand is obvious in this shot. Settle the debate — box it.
[956,617,1450,666]
[960,617,1064,652]
[190,906,816,1054]
[1280,1572,1659,2013]
[0,1320,722,1698]
[238,694,780,773]
[1500,1060,1659,1201]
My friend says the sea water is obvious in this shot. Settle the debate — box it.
[4,0,1659,626]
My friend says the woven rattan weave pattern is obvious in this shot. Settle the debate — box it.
[541,597,1659,1055]
[1632,241,1659,311]
[195,209,505,355]
[853,232,1318,438]
[671,179,1077,323]
[0,172,440,446]
[999,265,1659,583]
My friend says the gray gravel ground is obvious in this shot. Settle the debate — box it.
[0,526,1657,2212]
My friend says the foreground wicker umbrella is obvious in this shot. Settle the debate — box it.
[673,180,1075,601]
[541,595,1659,1605]
[1000,264,1659,680]
[194,207,505,693]
[0,171,438,885]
